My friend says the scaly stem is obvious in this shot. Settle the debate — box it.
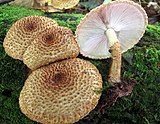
[106,29,121,85]
[108,42,121,84]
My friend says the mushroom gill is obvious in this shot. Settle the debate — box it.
[75,0,148,85]
[19,58,102,124]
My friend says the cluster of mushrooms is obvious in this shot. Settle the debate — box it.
[3,0,148,124]
[3,15,102,124]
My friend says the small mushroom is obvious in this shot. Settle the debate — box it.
[23,26,79,70]
[33,0,80,12]
[50,0,80,10]
[76,0,148,85]
[19,58,102,124]
[3,16,58,60]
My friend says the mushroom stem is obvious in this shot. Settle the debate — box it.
[108,42,121,84]
[106,28,121,85]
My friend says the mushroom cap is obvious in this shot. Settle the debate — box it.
[19,58,102,124]
[50,0,80,9]
[3,16,58,60]
[23,26,79,70]
[76,0,148,59]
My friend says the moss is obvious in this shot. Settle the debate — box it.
[47,13,84,31]
[0,5,160,124]
[0,44,36,124]
[138,24,160,47]
[104,45,160,124]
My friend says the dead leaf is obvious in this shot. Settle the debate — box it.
[99,79,137,111]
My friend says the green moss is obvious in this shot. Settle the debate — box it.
[0,44,36,124]
[104,45,160,124]
[138,25,160,47]
[0,4,160,124]
[48,13,84,31]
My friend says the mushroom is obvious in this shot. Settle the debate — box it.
[23,26,79,70]
[3,16,58,60]
[19,58,102,124]
[33,0,80,12]
[75,0,148,85]
[50,0,80,10]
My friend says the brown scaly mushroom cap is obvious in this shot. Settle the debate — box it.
[3,16,58,60]
[50,0,80,9]
[19,58,102,124]
[23,26,80,70]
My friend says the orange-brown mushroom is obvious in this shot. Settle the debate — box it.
[23,26,79,70]
[3,16,58,60]
[19,58,102,124]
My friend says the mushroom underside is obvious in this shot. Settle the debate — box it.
[75,0,148,86]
